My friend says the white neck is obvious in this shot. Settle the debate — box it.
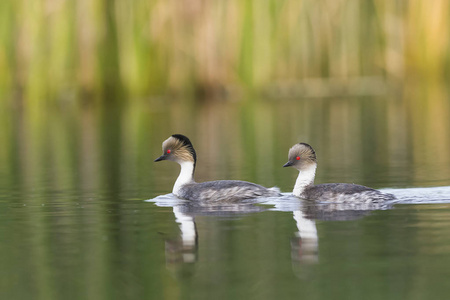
[293,164,317,197]
[173,161,195,196]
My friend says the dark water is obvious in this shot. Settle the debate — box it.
[1,94,450,299]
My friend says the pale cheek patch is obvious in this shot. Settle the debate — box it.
[173,149,195,163]
[162,137,195,163]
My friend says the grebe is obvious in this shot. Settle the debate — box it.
[154,134,280,202]
[283,143,395,203]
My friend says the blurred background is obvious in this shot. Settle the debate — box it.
[0,0,449,102]
[1,0,449,189]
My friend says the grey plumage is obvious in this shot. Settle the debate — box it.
[179,180,281,203]
[303,183,396,203]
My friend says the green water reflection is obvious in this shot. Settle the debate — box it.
[0,92,450,299]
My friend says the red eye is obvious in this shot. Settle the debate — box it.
[296,156,300,160]
[167,150,171,154]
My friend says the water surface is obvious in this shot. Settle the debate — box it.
[0,94,450,299]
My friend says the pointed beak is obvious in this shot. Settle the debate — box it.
[283,161,293,168]
[154,155,167,162]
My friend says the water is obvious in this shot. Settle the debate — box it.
[148,193,450,300]
[0,94,450,299]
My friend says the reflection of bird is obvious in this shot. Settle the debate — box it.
[148,192,391,280]
[163,206,198,279]
[283,143,395,205]
[291,210,319,264]
[302,202,375,221]
[164,201,267,278]
[154,134,280,202]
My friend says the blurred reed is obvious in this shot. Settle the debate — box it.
[0,0,449,102]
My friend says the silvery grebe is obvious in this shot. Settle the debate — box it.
[283,143,395,203]
[154,134,280,202]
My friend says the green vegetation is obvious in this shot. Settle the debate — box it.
[0,0,449,102]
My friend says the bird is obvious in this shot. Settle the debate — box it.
[283,143,395,204]
[154,134,280,203]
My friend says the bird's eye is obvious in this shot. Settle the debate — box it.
[167,150,171,154]
[296,156,300,160]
